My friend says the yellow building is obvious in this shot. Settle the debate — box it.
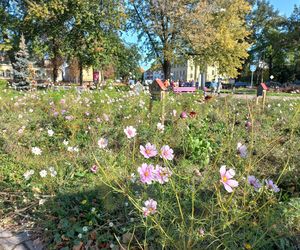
[64,66,94,83]
[171,59,224,83]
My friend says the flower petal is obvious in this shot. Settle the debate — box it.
[226,169,235,179]
[227,179,239,188]
[223,182,233,193]
[220,165,226,176]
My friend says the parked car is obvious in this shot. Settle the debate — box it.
[234,82,251,88]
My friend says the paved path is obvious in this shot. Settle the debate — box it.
[220,93,300,100]
[0,229,43,250]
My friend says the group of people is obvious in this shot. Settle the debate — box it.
[170,80,198,88]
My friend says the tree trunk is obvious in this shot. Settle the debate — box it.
[162,59,171,80]
[52,39,59,83]
[52,59,58,83]
[79,61,83,86]
[268,57,273,78]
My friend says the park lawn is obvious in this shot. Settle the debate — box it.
[0,82,299,249]
[221,88,300,97]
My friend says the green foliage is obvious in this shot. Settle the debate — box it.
[0,87,299,249]
[240,1,300,83]
[185,123,213,167]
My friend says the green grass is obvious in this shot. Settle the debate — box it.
[220,87,300,97]
[0,84,299,249]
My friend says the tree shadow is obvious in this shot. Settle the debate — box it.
[1,184,142,249]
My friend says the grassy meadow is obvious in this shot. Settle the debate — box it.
[0,80,299,249]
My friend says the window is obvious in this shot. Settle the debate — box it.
[190,73,193,78]
[212,70,215,75]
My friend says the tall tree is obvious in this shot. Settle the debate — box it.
[190,0,251,78]
[128,0,251,79]
[25,0,74,82]
[286,5,300,81]
[0,1,30,64]
[114,43,141,81]
[25,0,125,84]
[62,0,125,84]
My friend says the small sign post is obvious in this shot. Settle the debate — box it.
[250,65,257,88]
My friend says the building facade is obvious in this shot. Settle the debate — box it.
[171,59,223,84]
[144,70,164,81]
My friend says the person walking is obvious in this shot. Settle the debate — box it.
[211,78,217,95]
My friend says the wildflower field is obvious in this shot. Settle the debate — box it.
[0,80,299,249]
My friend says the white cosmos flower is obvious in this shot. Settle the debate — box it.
[39,169,47,178]
[32,147,42,155]
[47,129,54,136]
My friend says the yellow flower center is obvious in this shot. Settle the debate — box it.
[222,176,227,182]
[146,149,151,155]
[145,171,149,177]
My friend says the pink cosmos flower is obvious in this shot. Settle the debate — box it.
[237,143,247,158]
[220,165,239,193]
[60,99,66,105]
[180,111,188,119]
[154,165,172,184]
[137,163,154,184]
[142,199,157,217]
[98,138,108,149]
[160,145,174,160]
[90,165,98,173]
[140,143,157,158]
[124,126,137,139]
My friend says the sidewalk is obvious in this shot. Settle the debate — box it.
[219,93,300,100]
[0,229,43,250]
